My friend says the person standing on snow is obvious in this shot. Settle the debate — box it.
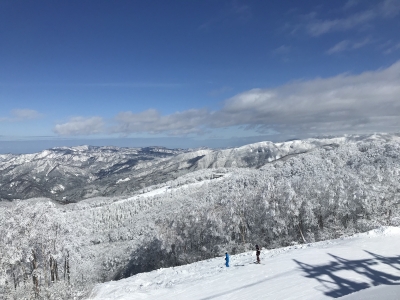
[256,245,261,264]
[225,252,230,267]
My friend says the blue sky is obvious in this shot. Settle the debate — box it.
[1,0,400,153]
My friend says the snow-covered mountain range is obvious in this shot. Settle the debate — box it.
[1,133,400,299]
[0,146,186,201]
[1,133,398,202]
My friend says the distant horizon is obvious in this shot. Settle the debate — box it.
[1,131,398,155]
[0,135,289,154]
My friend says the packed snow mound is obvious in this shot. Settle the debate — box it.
[88,226,400,300]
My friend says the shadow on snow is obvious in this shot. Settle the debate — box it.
[294,251,400,298]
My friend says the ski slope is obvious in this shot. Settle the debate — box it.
[88,227,400,300]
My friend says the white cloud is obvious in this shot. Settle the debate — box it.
[381,0,400,17]
[304,0,400,36]
[326,40,351,54]
[384,42,400,54]
[343,0,361,10]
[352,37,372,49]
[213,61,400,135]
[326,38,372,54]
[0,109,43,122]
[307,10,375,36]
[272,45,291,55]
[54,117,104,136]
[52,61,400,139]
[113,109,210,136]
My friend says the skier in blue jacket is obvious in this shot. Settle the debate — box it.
[225,252,230,267]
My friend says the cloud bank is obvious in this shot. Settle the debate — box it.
[215,61,400,135]
[54,61,400,138]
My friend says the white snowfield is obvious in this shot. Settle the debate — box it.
[88,227,400,300]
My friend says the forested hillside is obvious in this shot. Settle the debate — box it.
[1,134,399,299]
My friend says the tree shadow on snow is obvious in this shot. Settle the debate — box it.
[294,251,400,298]
[114,239,178,280]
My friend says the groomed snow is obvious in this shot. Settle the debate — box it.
[88,227,400,300]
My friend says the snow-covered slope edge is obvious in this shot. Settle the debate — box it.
[88,227,400,300]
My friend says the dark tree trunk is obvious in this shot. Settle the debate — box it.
[12,266,17,290]
[31,250,39,297]
[318,215,324,229]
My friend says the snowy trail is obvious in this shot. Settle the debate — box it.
[88,227,400,300]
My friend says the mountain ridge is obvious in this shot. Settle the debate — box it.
[0,133,398,202]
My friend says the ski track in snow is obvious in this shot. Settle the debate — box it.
[88,227,400,300]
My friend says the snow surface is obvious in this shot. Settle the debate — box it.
[117,178,131,184]
[88,227,400,300]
